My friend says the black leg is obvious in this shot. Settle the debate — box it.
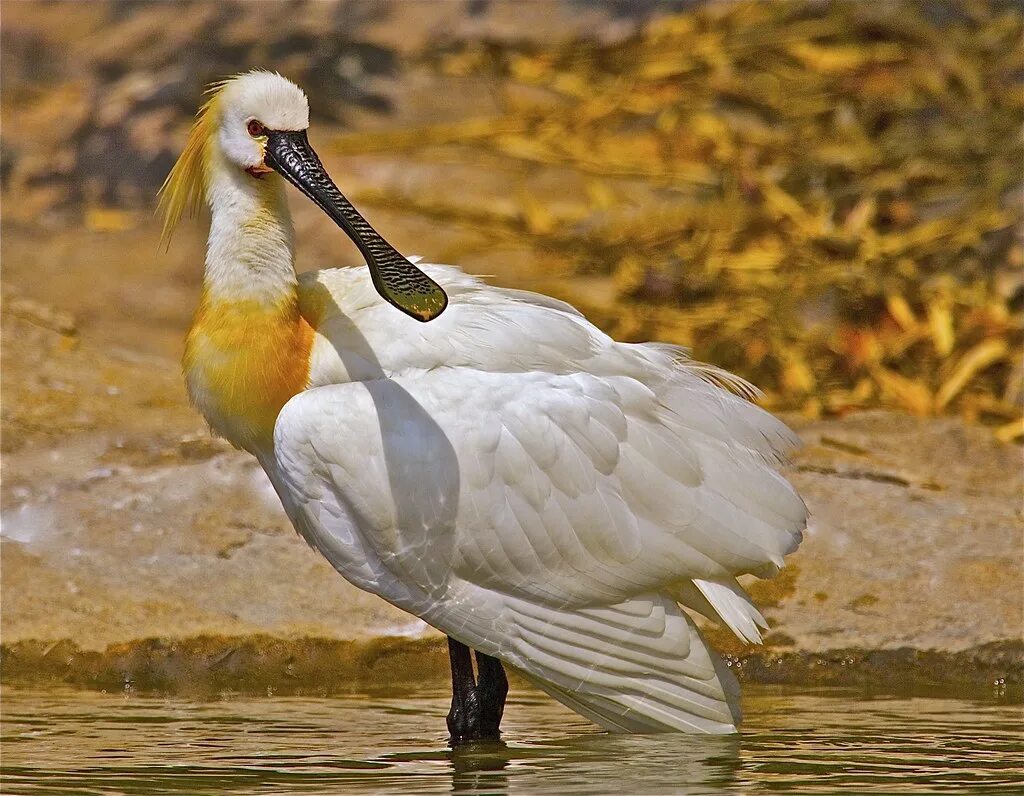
[474,650,507,739]
[446,638,508,743]
[446,637,480,743]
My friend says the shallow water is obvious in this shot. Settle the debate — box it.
[2,685,1021,795]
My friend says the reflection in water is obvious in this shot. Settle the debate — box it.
[1,685,1021,794]
[448,742,510,795]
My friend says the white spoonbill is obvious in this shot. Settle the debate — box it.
[161,71,806,742]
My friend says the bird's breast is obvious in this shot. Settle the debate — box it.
[184,293,315,450]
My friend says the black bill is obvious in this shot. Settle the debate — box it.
[265,129,447,322]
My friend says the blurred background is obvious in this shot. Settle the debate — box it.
[2,2,1023,790]
[3,0,1021,429]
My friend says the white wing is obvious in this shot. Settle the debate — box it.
[272,357,805,731]
[275,368,802,603]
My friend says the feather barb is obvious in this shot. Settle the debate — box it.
[157,82,225,247]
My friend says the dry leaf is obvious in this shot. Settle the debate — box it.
[934,340,1009,411]
[871,366,933,416]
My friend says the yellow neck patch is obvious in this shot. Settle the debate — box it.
[184,291,315,448]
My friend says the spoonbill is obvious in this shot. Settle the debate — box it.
[161,71,806,742]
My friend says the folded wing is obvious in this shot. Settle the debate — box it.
[273,367,803,610]
[274,268,806,733]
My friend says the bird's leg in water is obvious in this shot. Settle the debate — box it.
[446,637,481,743]
[474,650,508,739]
[446,639,507,742]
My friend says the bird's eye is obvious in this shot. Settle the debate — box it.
[247,120,267,137]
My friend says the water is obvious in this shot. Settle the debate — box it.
[2,685,1021,794]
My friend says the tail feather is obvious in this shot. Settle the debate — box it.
[692,577,769,645]
[671,576,770,645]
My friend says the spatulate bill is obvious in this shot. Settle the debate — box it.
[264,129,448,322]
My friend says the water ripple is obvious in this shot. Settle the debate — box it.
[1,686,1021,794]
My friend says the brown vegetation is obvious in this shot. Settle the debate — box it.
[2,1,1020,434]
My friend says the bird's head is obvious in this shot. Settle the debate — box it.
[215,70,310,175]
[160,70,447,322]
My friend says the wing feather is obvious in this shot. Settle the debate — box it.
[275,264,807,734]
[273,366,803,609]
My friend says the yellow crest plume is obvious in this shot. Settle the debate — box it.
[157,82,226,247]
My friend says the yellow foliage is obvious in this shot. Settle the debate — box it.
[786,41,905,73]
[782,353,817,395]
[885,294,919,333]
[935,340,1009,411]
[927,302,956,358]
[995,418,1024,444]
[85,207,136,233]
[871,366,934,416]
[330,0,1022,435]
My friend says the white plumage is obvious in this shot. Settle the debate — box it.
[268,265,806,733]
[168,71,806,736]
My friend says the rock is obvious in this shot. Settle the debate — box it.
[770,411,1022,654]
[3,295,77,336]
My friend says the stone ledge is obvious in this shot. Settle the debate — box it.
[3,636,1020,702]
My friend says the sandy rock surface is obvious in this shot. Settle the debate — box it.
[3,301,1019,659]
[762,413,1022,654]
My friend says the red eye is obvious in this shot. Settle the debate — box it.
[247,120,266,137]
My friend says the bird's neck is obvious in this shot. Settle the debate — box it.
[204,157,297,305]
[184,157,314,453]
